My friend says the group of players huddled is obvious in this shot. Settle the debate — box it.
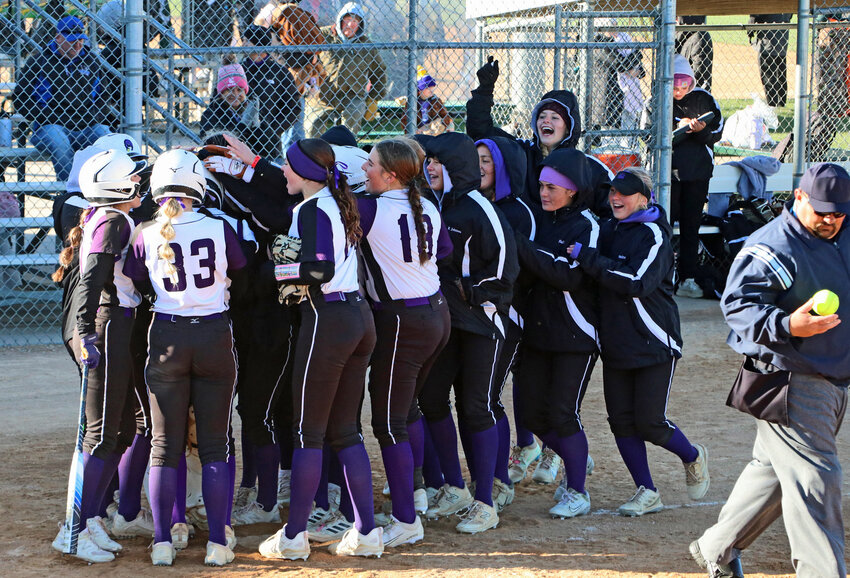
[50,57,709,566]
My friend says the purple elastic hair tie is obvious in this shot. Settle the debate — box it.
[156,198,186,209]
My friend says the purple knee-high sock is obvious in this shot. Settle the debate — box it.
[558,431,589,493]
[171,453,187,525]
[495,415,512,485]
[80,453,107,524]
[313,444,331,511]
[381,442,415,524]
[239,431,256,488]
[469,426,498,506]
[422,419,444,489]
[226,455,236,522]
[337,444,375,534]
[285,448,323,537]
[94,453,122,519]
[458,419,475,483]
[202,462,229,546]
[615,436,655,491]
[329,452,352,520]
[408,417,425,468]
[150,465,177,543]
[277,427,293,470]
[426,415,464,488]
[118,434,152,520]
[254,443,281,511]
[512,381,535,448]
[662,426,699,463]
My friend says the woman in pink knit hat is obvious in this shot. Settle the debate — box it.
[200,61,261,149]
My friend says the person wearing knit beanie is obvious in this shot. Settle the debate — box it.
[217,63,250,96]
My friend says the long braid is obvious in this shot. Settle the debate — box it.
[327,172,362,246]
[408,179,429,264]
[156,198,184,284]
[376,138,429,263]
[52,207,92,282]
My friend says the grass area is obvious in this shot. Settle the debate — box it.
[706,14,798,49]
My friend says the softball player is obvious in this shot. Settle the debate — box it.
[123,149,247,566]
[258,138,379,561]
[513,148,600,518]
[50,149,148,563]
[357,138,452,546]
[568,168,710,516]
[417,132,519,534]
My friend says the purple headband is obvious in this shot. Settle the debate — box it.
[540,166,578,191]
[286,141,340,188]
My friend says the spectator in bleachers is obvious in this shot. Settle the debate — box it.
[12,16,112,182]
[397,65,454,135]
[240,24,302,160]
[307,1,387,137]
[201,61,262,152]
[676,16,713,92]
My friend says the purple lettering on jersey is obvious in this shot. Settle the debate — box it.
[222,221,248,271]
[357,196,378,237]
[163,243,188,292]
[123,230,149,280]
[191,238,216,289]
[436,219,453,260]
[398,213,436,263]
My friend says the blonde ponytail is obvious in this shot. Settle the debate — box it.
[52,208,92,282]
[156,198,184,284]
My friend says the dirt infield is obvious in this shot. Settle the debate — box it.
[1,297,848,576]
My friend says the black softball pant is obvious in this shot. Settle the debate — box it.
[291,293,376,451]
[671,179,709,281]
[489,321,522,422]
[418,328,503,433]
[603,359,678,446]
[71,306,137,459]
[145,315,237,469]
[237,302,296,447]
[516,346,598,438]
[369,297,451,448]
[130,304,153,437]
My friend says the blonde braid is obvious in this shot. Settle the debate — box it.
[156,198,184,284]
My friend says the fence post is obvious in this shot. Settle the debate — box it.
[792,0,811,187]
[124,0,144,146]
[553,4,563,91]
[655,0,676,215]
[406,0,419,135]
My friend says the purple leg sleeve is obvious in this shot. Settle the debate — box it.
[80,453,106,524]
[150,465,177,543]
[382,442,415,524]
[513,381,535,448]
[558,431,589,493]
[426,415,464,488]
[254,443,281,511]
[662,426,699,463]
[226,455,236,522]
[171,453,187,525]
[202,461,229,546]
[313,445,331,511]
[285,448,323,538]
[117,434,151,520]
[495,415,511,485]
[615,436,655,491]
[422,419,444,489]
[93,453,121,519]
[469,426,497,506]
[337,444,375,534]
[239,431,256,488]
[408,416,425,468]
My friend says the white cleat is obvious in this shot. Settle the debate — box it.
[111,509,155,539]
[554,454,597,502]
[685,443,710,500]
[455,500,499,534]
[52,524,115,563]
[150,541,176,566]
[425,484,473,520]
[308,510,352,542]
[328,526,383,558]
[225,525,237,550]
[382,515,424,547]
[230,501,280,526]
[507,442,542,484]
[205,541,235,566]
[171,523,190,550]
[531,448,561,484]
[86,516,122,552]
[233,485,257,511]
[549,488,591,519]
[413,488,429,515]
[258,526,310,560]
[618,485,664,517]
[492,478,515,512]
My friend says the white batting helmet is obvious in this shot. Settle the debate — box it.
[93,132,147,161]
[202,166,225,211]
[79,149,148,207]
[150,149,206,204]
[332,145,369,193]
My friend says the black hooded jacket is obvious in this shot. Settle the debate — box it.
[423,132,519,339]
[514,149,600,353]
[573,206,683,368]
[467,82,613,218]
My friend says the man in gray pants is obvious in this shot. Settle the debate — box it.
[691,163,850,577]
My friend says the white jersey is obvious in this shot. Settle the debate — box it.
[79,207,141,308]
[67,145,106,194]
[288,187,359,295]
[357,190,452,301]
[124,211,247,316]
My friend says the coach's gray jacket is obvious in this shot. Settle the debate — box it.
[721,201,850,384]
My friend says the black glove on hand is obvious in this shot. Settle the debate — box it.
[476,55,500,95]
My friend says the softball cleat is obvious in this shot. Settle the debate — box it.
[382,515,424,547]
[549,488,591,519]
[508,442,542,484]
[258,526,310,560]
[205,541,235,566]
[685,443,710,500]
[455,500,499,534]
[150,541,176,566]
[328,526,383,557]
[618,486,664,517]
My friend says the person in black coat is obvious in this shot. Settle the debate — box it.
[749,14,792,107]
[466,56,613,219]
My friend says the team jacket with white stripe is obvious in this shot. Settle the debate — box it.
[672,87,723,182]
[721,203,850,383]
[516,204,600,353]
[423,132,519,339]
[574,206,682,369]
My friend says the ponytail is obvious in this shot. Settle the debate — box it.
[156,198,184,284]
[52,208,92,282]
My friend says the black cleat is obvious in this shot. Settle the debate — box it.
[690,539,745,578]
